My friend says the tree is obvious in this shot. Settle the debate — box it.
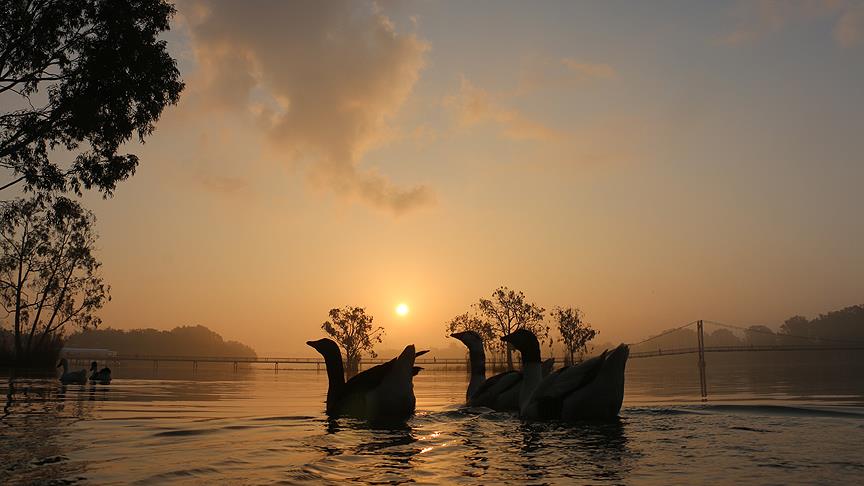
[65,325,257,358]
[445,311,497,353]
[707,328,741,347]
[744,325,776,346]
[0,195,109,364]
[780,315,812,340]
[476,287,547,370]
[552,307,597,365]
[321,306,384,375]
[0,0,184,196]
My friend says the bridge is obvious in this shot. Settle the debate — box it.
[65,319,864,399]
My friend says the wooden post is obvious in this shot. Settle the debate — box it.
[697,320,707,400]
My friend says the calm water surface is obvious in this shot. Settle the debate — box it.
[2,352,863,485]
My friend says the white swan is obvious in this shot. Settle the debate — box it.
[501,329,628,421]
[89,361,112,383]
[57,358,87,384]
[451,331,554,412]
[306,338,422,424]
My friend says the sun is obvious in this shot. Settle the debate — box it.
[395,303,410,317]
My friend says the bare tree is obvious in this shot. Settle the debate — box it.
[321,306,384,375]
[552,307,597,365]
[476,287,547,370]
[0,195,109,364]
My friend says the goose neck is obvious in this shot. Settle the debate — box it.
[321,350,346,395]
[519,361,543,412]
[467,347,486,376]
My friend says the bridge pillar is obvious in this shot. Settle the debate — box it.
[697,320,707,400]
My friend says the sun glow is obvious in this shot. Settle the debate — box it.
[395,303,410,316]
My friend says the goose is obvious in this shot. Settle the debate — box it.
[57,358,87,384]
[307,338,422,424]
[450,331,555,412]
[501,329,628,421]
[89,361,112,383]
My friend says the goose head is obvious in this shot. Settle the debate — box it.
[90,361,98,372]
[501,329,541,364]
[450,331,485,353]
[306,338,342,361]
[57,358,68,370]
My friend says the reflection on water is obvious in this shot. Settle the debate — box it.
[1,352,863,484]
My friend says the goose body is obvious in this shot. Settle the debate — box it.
[89,361,112,383]
[307,338,421,424]
[57,358,87,384]
[502,329,628,422]
[451,331,555,412]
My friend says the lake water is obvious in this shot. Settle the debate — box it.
[2,351,863,485]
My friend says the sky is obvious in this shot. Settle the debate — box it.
[50,0,864,355]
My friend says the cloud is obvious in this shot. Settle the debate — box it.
[720,0,862,48]
[444,78,562,141]
[834,2,864,46]
[560,58,617,80]
[179,0,433,214]
[196,174,250,197]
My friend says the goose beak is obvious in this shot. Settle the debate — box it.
[450,332,465,340]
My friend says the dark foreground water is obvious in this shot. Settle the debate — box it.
[2,352,863,485]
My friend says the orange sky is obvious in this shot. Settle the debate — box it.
[33,0,863,355]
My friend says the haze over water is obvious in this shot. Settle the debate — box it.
[3,352,862,485]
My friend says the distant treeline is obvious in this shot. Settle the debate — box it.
[633,304,864,352]
[65,325,257,358]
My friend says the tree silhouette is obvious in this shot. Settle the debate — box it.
[476,287,547,370]
[744,325,776,346]
[0,0,183,195]
[65,325,257,358]
[552,306,597,365]
[321,306,384,375]
[0,195,108,364]
[781,315,811,338]
[445,311,497,353]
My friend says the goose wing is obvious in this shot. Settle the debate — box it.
[468,370,520,407]
[342,358,399,396]
[559,344,629,421]
[524,351,608,420]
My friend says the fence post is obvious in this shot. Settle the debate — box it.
[697,320,707,400]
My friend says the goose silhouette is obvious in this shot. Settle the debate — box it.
[502,329,628,421]
[307,338,424,424]
[57,358,87,384]
[451,330,553,412]
[89,361,112,383]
